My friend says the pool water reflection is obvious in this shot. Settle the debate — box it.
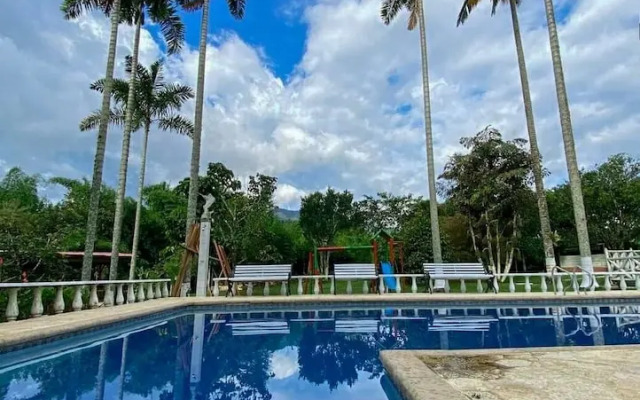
[1,304,639,399]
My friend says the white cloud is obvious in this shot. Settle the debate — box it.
[0,0,638,208]
[269,346,299,379]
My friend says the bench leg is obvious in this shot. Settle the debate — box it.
[425,275,432,294]
[226,281,233,297]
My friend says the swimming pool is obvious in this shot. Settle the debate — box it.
[1,302,639,399]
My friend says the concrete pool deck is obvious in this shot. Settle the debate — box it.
[381,346,640,400]
[1,290,640,351]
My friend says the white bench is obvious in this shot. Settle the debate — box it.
[430,316,497,332]
[227,264,292,296]
[228,320,290,336]
[423,263,496,293]
[333,263,378,294]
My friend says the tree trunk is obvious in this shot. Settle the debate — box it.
[543,0,593,283]
[184,0,211,282]
[495,221,501,274]
[509,0,555,271]
[117,337,129,400]
[96,342,108,400]
[469,219,482,262]
[485,213,496,274]
[129,122,151,280]
[417,0,442,263]
[81,0,122,281]
[109,8,142,281]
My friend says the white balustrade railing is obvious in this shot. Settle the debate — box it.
[208,270,640,297]
[1,279,171,322]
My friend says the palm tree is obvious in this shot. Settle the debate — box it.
[178,0,246,287]
[381,0,443,264]
[457,0,556,271]
[82,57,194,280]
[106,0,185,281]
[61,0,123,280]
[542,0,593,283]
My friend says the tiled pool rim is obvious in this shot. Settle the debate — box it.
[2,291,640,353]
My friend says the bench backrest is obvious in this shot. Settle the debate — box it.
[334,263,377,278]
[423,263,488,276]
[232,264,291,279]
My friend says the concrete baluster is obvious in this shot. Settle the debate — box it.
[297,278,303,295]
[115,284,124,305]
[411,277,417,293]
[363,280,369,294]
[6,288,19,321]
[280,281,287,296]
[395,277,402,293]
[541,276,548,292]
[509,276,516,293]
[146,283,155,300]
[263,282,270,296]
[155,282,162,298]
[213,280,220,297]
[604,275,612,291]
[314,278,320,295]
[247,283,254,296]
[556,275,564,294]
[379,277,385,294]
[137,283,146,302]
[620,276,627,291]
[460,279,466,293]
[104,284,114,307]
[54,286,65,313]
[127,283,135,303]
[524,276,532,293]
[477,279,483,293]
[30,287,44,318]
[72,286,83,311]
[162,282,169,297]
[346,280,352,295]
[89,284,100,308]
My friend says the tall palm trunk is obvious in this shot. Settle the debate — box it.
[416,0,442,263]
[129,122,151,280]
[508,0,555,271]
[543,0,592,282]
[81,0,122,281]
[109,8,143,280]
[184,0,211,283]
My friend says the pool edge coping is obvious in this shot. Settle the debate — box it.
[380,345,640,400]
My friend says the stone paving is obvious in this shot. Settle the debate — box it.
[1,290,640,350]
[382,346,640,400]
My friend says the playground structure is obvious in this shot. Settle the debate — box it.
[304,231,405,294]
[178,195,408,296]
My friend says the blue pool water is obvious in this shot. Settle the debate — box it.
[1,302,639,399]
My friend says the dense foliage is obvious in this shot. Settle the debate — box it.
[2,134,640,283]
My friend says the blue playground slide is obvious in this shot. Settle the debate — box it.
[380,261,397,291]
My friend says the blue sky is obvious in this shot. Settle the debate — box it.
[0,0,639,209]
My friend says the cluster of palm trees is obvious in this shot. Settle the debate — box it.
[61,0,246,282]
[382,0,594,280]
[64,0,593,283]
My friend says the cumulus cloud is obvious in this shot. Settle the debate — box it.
[0,0,638,208]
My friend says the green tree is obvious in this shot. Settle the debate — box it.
[83,57,193,279]
[61,0,124,280]
[300,189,356,274]
[381,0,443,264]
[457,0,556,271]
[440,127,533,275]
[543,0,592,280]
